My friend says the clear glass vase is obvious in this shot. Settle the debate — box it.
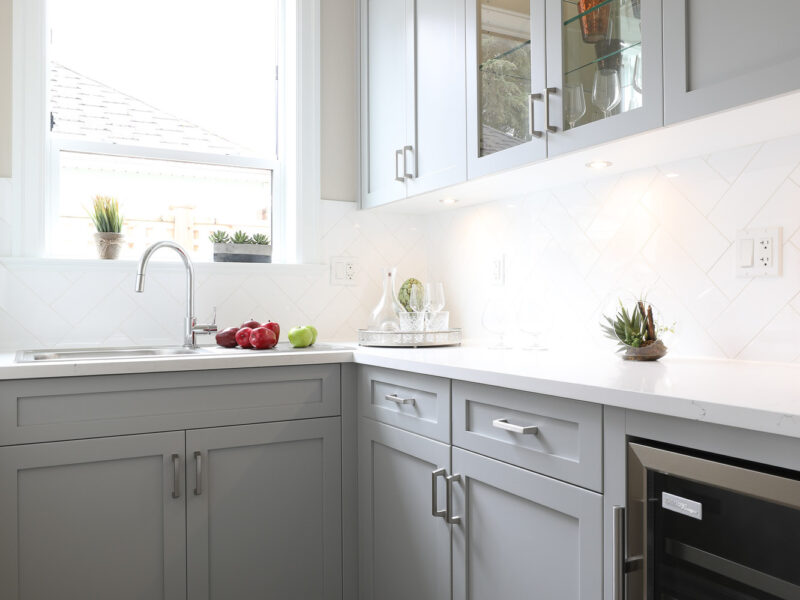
[369,267,404,332]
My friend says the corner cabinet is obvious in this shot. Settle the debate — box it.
[663,0,800,125]
[360,0,467,208]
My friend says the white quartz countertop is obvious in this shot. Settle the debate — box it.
[1,342,799,440]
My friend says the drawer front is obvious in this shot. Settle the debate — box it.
[358,366,450,441]
[0,364,341,445]
[452,381,602,491]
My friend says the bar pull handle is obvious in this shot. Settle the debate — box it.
[492,418,539,435]
[612,505,625,600]
[403,145,415,179]
[544,87,558,133]
[395,149,405,182]
[446,474,462,524]
[194,451,203,496]
[529,93,543,138]
[431,468,447,519]
[171,454,181,499]
[385,393,416,406]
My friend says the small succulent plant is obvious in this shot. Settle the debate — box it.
[232,230,252,244]
[251,233,271,246]
[601,298,674,351]
[209,230,231,244]
[87,195,123,233]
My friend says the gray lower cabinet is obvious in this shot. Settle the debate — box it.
[664,0,800,124]
[0,431,187,600]
[358,418,451,600]
[187,418,342,600]
[451,447,603,600]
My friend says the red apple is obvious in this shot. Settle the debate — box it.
[235,327,254,348]
[250,327,277,350]
[263,321,280,343]
[215,326,239,348]
[241,319,261,329]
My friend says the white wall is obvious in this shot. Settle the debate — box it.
[425,133,800,363]
[0,0,10,178]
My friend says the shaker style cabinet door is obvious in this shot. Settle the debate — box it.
[358,418,452,600]
[466,0,548,179]
[361,0,410,208]
[186,418,342,600]
[451,447,603,600]
[0,432,187,600]
[545,0,663,156]
[404,0,468,197]
[664,0,800,125]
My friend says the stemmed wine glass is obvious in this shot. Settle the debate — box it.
[632,54,643,95]
[564,83,586,130]
[592,68,621,118]
[409,284,425,313]
[482,297,513,349]
[423,282,445,313]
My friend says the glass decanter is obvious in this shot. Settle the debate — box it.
[368,267,404,332]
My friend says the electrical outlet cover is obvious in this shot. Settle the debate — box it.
[736,227,781,278]
[330,257,358,286]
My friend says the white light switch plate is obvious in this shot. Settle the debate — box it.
[736,227,781,278]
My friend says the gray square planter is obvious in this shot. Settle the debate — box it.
[213,243,272,263]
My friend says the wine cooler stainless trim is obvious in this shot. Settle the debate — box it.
[625,442,800,599]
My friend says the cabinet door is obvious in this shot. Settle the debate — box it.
[0,432,186,600]
[545,0,663,156]
[452,447,602,600]
[664,1,800,125]
[361,0,409,208]
[187,418,342,600]
[358,418,451,600]
[405,0,467,197]
[466,0,548,179]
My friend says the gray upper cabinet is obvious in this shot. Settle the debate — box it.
[0,0,9,178]
[0,432,187,600]
[361,0,467,208]
[545,0,663,157]
[451,447,603,600]
[187,418,342,600]
[358,418,452,600]
[664,0,800,125]
[466,0,547,178]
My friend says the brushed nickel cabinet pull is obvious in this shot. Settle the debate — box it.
[431,468,447,519]
[171,454,181,499]
[492,418,539,435]
[194,451,203,496]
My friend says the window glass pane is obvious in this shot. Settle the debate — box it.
[53,152,272,260]
[49,0,278,158]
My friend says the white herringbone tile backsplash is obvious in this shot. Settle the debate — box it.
[426,133,800,363]
[0,200,429,351]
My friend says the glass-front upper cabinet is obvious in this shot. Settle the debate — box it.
[546,0,663,156]
[466,0,547,178]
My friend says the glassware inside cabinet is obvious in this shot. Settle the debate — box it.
[478,0,534,156]
[562,0,642,130]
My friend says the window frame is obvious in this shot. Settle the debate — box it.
[10,0,321,264]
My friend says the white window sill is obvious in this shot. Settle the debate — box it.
[0,257,328,275]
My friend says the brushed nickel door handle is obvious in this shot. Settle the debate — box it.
[492,418,539,435]
[171,454,181,499]
[446,473,462,525]
[529,92,543,138]
[193,451,203,496]
[431,468,447,519]
[385,393,416,406]
[395,149,405,182]
[544,86,558,133]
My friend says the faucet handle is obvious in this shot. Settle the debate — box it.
[192,307,218,335]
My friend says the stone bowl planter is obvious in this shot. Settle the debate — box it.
[94,232,125,260]
[213,243,272,263]
[622,339,668,362]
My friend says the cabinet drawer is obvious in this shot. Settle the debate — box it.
[452,381,602,491]
[358,366,450,442]
[0,364,341,445]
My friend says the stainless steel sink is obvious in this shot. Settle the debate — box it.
[16,346,211,363]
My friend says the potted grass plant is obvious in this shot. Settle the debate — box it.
[210,230,272,263]
[88,195,125,260]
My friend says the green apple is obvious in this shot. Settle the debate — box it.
[288,326,314,348]
[306,325,318,345]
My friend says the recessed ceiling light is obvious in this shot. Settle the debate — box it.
[665,172,679,178]
[586,160,612,170]
[440,197,459,205]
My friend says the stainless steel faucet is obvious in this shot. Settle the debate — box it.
[134,241,217,348]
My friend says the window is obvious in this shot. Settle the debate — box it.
[46,0,281,260]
